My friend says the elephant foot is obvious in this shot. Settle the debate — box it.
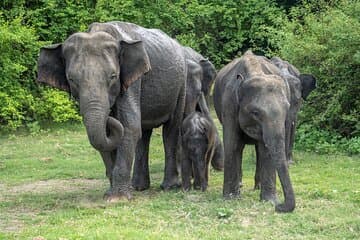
[211,157,224,171]
[253,180,260,190]
[160,177,181,191]
[193,182,207,191]
[223,189,241,200]
[275,202,295,213]
[132,178,150,191]
[103,189,132,203]
[260,192,279,205]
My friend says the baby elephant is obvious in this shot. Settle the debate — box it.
[181,111,216,191]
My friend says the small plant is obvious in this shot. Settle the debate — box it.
[216,207,234,219]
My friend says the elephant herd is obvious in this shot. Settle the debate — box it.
[37,21,316,213]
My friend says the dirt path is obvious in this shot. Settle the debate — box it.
[0,178,107,233]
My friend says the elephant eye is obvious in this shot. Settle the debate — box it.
[110,73,118,81]
[250,110,260,118]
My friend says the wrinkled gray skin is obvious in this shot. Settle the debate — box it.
[181,112,216,191]
[214,50,295,212]
[37,22,187,201]
[183,47,224,171]
[254,57,316,189]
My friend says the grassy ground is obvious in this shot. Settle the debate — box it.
[0,121,359,240]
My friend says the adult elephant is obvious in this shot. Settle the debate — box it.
[253,57,316,189]
[37,21,187,201]
[183,47,224,171]
[214,50,295,212]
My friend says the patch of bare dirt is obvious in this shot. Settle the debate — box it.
[0,178,107,233]
[1,178,106,198]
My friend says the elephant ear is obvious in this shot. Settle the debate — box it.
[120,40,151,90]
[299,74,317,100]
[37,44,69,92]
[199,59,216,96]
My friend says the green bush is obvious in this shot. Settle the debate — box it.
[96,0,285,67]
[0,18,39,131]
[275,0,360,138]
[35,88,81,123]
[295,124,360,155]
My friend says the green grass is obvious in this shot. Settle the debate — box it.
[0,121,359,239]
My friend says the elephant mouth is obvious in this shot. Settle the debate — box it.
[244,125,262,139]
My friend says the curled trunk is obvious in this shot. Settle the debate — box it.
[83,111,124,151]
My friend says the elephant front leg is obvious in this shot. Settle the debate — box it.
[104,126,141,202]
[181,150,192,191]
[132,129,152,191]
[257,143,278,205]
[223,118,244,199]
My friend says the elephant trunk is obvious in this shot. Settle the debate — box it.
[82,108,124,152]
[264,123,295,213]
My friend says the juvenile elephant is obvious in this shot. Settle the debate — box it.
[181,111,216,191]
[37,21,187,201]
[183,47,224,171]
[214,50,295,212]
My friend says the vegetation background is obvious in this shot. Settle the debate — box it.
[0,1,359,239]
[0,0,359,153]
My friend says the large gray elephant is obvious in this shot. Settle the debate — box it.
[37,21,187,201]
[214,50,295,212]
[254,57,316,189]
[183,47,224,171]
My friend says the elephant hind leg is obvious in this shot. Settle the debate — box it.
[132,129,153,191]
[160,86,185,190]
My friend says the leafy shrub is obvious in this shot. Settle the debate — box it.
[96,0,285,67]
[295,124,360,155]
[0,18,40,131]
[34,88,81,123]
[275,0,360,138]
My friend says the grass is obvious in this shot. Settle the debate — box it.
[0,120,359,239]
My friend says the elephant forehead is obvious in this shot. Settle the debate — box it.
[243,75,286,91]
[64,32,119,53]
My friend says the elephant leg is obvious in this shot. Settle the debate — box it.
[254,145,261,190]
[181,149,192,191]
[257,143,278,204]
[160,85,185,190]
[223,117,244,199]
[100,151,116,196]
[106,129,139,202]
[132,129,153,191]
[160,121,182,190]
[288,118,298,164]
[211,134,224,171]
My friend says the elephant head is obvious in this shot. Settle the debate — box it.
[237,74,295,212]
[271,57,316,102]
[181,112,215,191]
[37,31,151,151]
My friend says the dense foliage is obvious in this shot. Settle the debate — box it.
[0,0,358,154]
